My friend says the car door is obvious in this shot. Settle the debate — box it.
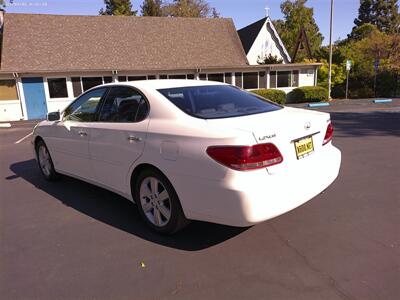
[46,87,108,181]
[88,86,150,194]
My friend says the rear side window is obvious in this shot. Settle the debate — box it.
[99,86,148,122]
[157,85,281,119]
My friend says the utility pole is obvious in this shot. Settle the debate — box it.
[327,0,334,100]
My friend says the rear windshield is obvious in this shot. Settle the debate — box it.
[157,85,282,119]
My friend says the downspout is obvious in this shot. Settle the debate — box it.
[13,72,24,119]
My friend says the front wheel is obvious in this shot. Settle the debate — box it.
[134,168,189,234]
[35,140,60,181]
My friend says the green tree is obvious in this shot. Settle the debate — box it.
[350,0,399,36]
[275,0,323,62]
[141,0,163,16]
[257,53,283,65]
[314,58,346,89]
[354,0,374,27]
[373,0,400,33]
[349,23,379,41]
[99,0,137,16]
[163,0,219,18]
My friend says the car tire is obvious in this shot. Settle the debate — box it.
[35,139,60,181]
[134,168,189,234]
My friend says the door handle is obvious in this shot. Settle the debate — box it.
[78,130,87,137]
[127,135,141,142]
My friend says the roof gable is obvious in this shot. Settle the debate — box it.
[237,16,291,63]
[0,13,249,73]
[237,17,267,54]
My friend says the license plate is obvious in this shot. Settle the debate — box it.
[294,136,314,159]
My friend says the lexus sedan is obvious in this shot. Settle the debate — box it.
[32,80,341,234]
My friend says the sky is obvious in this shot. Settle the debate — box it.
[3,0,360,44]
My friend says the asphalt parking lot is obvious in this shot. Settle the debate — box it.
[1,99,399,300]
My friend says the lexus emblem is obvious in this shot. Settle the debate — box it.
[304,122,311,130]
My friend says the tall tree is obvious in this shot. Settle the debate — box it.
[373,0,400,33]
[99,0,137,16]
[354,0,374,27]
[275,0,323,62]
[141,0,163,16]
[163,0,219,18]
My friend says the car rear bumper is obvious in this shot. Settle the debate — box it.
[171,144,341,227]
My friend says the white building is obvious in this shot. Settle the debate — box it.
[0,12,320,121]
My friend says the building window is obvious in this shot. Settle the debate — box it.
[128,76,147,81]
[159,75,168,79]
[103,76,113,83]
[168,74,186,79]
[47,78,68,98]
[199,73,207,80]
[259,72,266,89]
[187,74,195,80]
[270,70,298,88]
[71,77,82,97]
[224,73,232,84]
[235,72,242,88]
[118,76,127,82]
[277,71,291,88]
[148,75,156,80]
[269,71,277,88]
[82,77,103,91]
[0,80,18,100]
[292,70,299,87]
[243,72,258,89]
[207,73,224,83]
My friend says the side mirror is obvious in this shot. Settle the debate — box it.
[47,111,60,121]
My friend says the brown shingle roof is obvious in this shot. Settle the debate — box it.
[0,13,248,73]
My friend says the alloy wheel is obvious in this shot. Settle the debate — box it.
[139,177,172,227]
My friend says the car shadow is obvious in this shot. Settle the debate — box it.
[8,159,249,251]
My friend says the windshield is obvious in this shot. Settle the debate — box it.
[157,85,282,119]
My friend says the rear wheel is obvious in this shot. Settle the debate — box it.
[134,168,189,234]
[35,140,60,181]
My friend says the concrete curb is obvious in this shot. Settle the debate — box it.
[0,123,12,128]
[373,99,393,103]
[308,103,330,108]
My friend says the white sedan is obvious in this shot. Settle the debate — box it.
[33,80,341,234]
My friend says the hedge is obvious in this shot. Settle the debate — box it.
[287,86,328,103]
[251,89,286,105]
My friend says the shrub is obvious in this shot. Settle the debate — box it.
[251,89,286,105]
[349,87,374,98]
[331,84,346,99]
[287,86,328,103]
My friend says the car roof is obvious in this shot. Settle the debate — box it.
[101,79,228,90]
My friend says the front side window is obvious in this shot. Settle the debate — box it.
[48,78,68,98]
[158,85,281,119]
[99,86,148,122]
[63,88,107,122]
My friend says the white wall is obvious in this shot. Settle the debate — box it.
[299,68,316,87]
[246,20,288,65]
[0,100,23,121]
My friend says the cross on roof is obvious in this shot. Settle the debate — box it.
[265,6,270,17]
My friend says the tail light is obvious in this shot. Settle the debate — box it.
[323,122,334,145]
[206,143,283,171]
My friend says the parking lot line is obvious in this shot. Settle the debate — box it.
[14,132,33,144]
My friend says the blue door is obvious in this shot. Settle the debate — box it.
[22,77,47,120]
